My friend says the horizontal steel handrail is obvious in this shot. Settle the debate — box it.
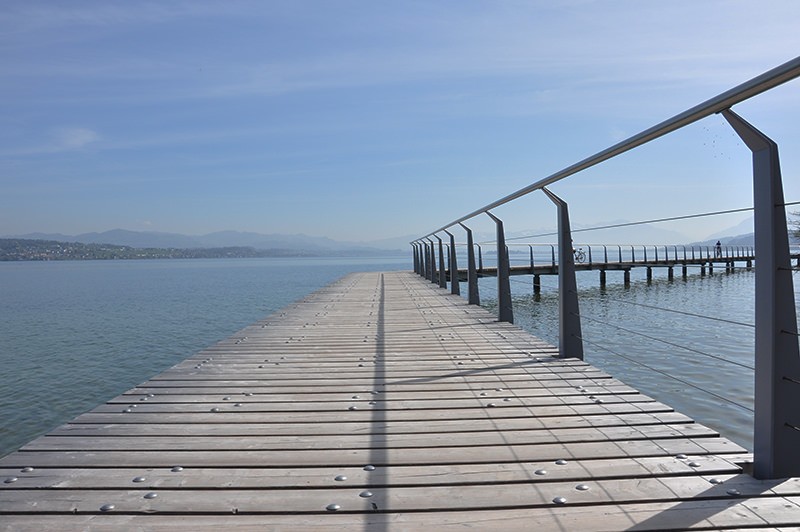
[415,55,800,242]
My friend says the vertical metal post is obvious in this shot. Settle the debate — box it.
[427,238,437,284]
[458,223,480,305]
[485,211,513,323]
[541,188,584,360]
[444,230,460,296]
[722,108,800,479]
[421,242,428,279]
[435,235,447,289]
[412,243,420,275]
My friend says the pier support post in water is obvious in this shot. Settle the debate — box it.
[723,108,800,479]
[435,235,447,289]
[668,267,674,281]
[623,269,630,287]
[646,267,652,283]
[459,223,480,305]
[533,274,541,294]
[682,265,688,279]
[444,230,460,296]
[486,211,513,323]
[599,270,606,288]
[542,187,584,360]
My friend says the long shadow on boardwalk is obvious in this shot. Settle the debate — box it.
[368,273,390,531]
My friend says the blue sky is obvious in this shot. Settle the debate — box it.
[2,1,800,243]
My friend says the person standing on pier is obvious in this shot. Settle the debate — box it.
[715,240,722,257]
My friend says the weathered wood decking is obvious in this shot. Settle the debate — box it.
[2,271,799,530]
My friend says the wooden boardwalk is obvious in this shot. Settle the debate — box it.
[2,271,799,530]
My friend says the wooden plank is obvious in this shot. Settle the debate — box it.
[49,411,695,436]
[2,475,798,514]
[21,424,721,451]
[2,499,797,532]
[0,456,743,489]
[0,437,745,468]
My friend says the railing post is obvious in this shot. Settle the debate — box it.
[722,108,800,480]
[427,238,437,284]
[417,240,428,279]
[542,187,584,360]
[486,211,513,323]
[412,242,420,275]
[444,230,460,296]
[477,244,483,272]
[435,235,447,289]
[459,223,480,305]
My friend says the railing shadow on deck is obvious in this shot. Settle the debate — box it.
[411,55,800,483]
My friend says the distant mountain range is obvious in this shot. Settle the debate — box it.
[5,229,412,255]
[8,215,783,255]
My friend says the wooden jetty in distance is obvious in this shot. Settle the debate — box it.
[453,244,758,287]
[2,271,799,530]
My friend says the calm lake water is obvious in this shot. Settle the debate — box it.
[0,256,782,457]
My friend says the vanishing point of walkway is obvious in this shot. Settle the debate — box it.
[1,271,799,530]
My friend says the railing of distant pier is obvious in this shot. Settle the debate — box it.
[410,56,800,480]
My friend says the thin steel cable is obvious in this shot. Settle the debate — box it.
[578,293,755,329]
[504,206,757,242]
[574,312,754,371]
[578,335,754,413]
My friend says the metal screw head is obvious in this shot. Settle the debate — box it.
[21,467,34,473]
[595,399,604,404]
[144,492,158,499]
[123,408,132,413]
[676,454,688,460]
[359,491,374,498]
[480,392,487,396]
[326,503,341,511]
[688,461,701,468]
[552,496,567,505]
[245,392,253,396]
[234,403,242,407]
[210,408,220,412]
[709,478,723,484]
[534,469,547,476]
[132,476,146,483]
[4,477,18,484]
[575,484,590,491]
[334,475,347,481]
[147,393,155,398]
[348,406,358,411]
[352,396,360,399]
[555,459,568,465]
[99,504,115,512]
[363,465,376,471]
[171,466,183,472]
[726,488,741,496]
[486,403,497,408]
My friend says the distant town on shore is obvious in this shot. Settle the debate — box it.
[0,239,403,261]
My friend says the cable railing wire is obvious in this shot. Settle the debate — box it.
[574,311,755,371]
[578,293,755,329]
[578,335,754,413]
